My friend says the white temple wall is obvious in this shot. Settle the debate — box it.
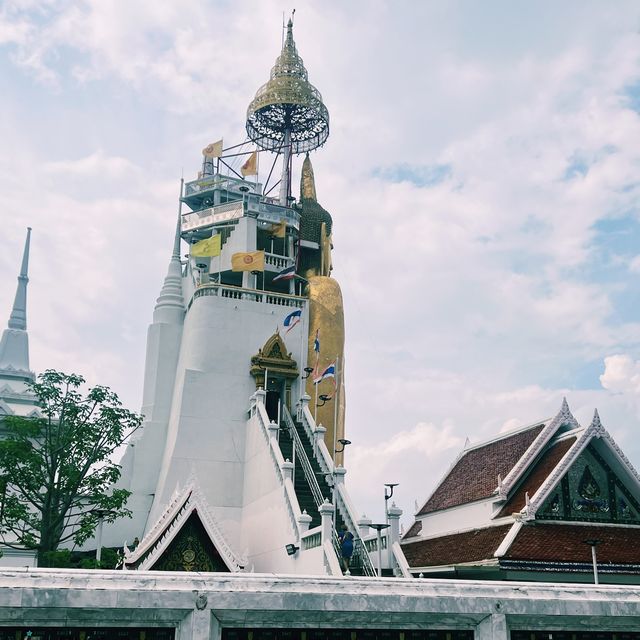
[148,293,306,545]
[100,319,184,548]
[417,498,498,538]
[240,413,303,572]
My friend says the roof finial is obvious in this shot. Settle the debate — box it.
[8,227,31,331]
[590,408,604,435]
[0,228,32,373]
[172,182,183,259]
[153,183,185,324]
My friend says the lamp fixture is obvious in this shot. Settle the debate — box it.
[317,394,331,407]
[302,367,314,379]
[335,438,351,453]
[285,543,299,556]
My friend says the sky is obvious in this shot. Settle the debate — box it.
[1,0,640,528]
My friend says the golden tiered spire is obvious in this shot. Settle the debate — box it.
[300,153,317,202]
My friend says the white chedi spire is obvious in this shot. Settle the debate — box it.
[0,228,32,373]
[153,211,185,324]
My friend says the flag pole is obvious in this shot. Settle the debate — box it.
[314,375,319,424]
[300,311,306,405]
[333,355,339,463]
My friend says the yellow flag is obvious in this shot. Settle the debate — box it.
[232,250,265,272]
[268,219,287,238]
[190,235,221,258]
[202,139,223,158]
[241,151,258,177]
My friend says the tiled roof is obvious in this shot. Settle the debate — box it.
[497,436,576,517]
[403,520,422,539]
[417,424,545,515]
[505,523,640,564]
[401,525,512,568]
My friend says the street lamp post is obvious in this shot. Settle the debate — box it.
[368,523,390,577]
[384,483,398,525]
[583,539,602,585]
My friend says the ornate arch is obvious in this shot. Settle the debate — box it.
[250,331,298,388]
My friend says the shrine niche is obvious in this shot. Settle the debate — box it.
[250,332,298,389]
[538,444,640,524]
[150,511,229,572]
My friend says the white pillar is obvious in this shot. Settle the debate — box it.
[319,499,334,546]
[282,459,294,482]
[475,613,508,640]
[334,466,346,487]
[358,515,372,539]
[298,510,312,534]
[268,420,279,439]
[255,388,266,405]
[387,503,403,546]
[298,393,310,420]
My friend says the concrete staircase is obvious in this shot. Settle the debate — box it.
[278,413,371,576]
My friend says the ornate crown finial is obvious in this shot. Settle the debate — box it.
[246,19,329,154]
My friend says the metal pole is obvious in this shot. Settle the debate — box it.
[314,378,318,424]
[96,517,104,564]
[279,129,291,206]
[591,545,599,585]
[377,529,383,577]
[333,356,339,463]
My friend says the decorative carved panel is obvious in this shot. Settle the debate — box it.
[538,444,640,524]
[151,511,230,572]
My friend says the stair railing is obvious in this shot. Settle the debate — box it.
[282,405,326,509]
[296,404,377,577]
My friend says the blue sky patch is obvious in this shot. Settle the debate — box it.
[372,163,452,188]
[623,82,640,113]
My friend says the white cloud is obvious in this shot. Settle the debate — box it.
[44,150,137,177]
[600,354,640,395]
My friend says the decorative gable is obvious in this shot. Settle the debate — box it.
[124,477,245,572]
[150,511,230,572]
[538,443,640,525]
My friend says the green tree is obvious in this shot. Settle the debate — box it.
[0,370,142,566]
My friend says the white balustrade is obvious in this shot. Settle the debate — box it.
[191,284,305,311]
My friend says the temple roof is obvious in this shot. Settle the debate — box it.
[416,422,546,516]
[504,523,640,566]
[402,521,640,571]
[496,435,576,517]
[402,524,512,568]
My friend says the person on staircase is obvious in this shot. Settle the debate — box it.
[338,525,354,575]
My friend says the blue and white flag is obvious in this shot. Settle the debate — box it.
[314,362,336,384]
[283,308,302,333]
[273,264,296,282]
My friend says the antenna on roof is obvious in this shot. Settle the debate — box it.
[463,436,471,449]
